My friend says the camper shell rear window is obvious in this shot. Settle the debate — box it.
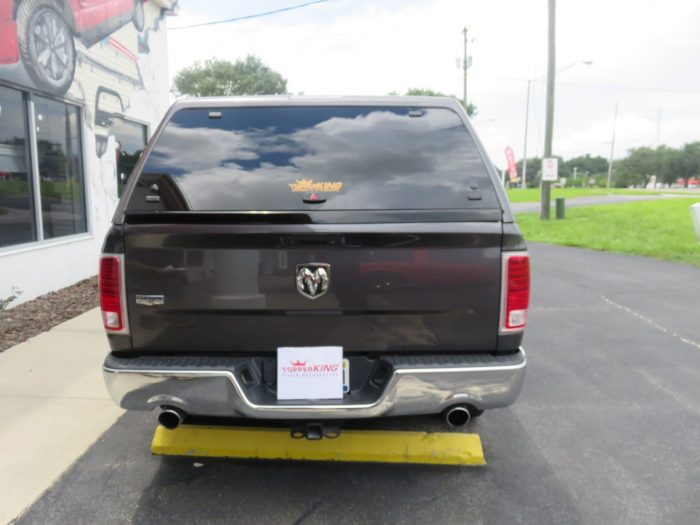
[125,105,499,213]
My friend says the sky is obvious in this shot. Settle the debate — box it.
[165,0,700,168]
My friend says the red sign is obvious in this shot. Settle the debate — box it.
[504,146,518,181]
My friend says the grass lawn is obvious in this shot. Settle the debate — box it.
[505,187,667,203]
[516,198,700,268]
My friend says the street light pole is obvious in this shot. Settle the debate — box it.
[541,0,557,220]
[462,26,469,109]
[520,79,531,189]
[607,102,618,190]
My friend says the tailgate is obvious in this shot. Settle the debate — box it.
[123,222,502,354]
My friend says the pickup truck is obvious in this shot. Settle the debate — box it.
[100,96,529,437]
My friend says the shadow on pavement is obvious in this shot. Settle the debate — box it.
[16,411,582,525]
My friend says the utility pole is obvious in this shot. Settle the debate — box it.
[607,103,618,190]
[521,61,591,192]
[462,26,469,110]
[541,0,556,220]
[521,79,531,189]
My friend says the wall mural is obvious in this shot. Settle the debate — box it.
[0,0,176,156]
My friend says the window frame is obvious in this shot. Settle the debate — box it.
[0,84,91,255]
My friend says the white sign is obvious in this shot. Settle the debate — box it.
[277,346,343,400]
[542,158,559,181]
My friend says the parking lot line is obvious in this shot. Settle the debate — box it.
[151,425,486,466]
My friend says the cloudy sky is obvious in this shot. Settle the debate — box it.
[166,0,700,168]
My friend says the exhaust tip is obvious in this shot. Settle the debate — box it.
[445,405,471,428]
[158,407,185,430]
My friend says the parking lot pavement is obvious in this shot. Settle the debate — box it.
[13,243,700,525]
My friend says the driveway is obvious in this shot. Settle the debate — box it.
[12,243,700,524]
[510,193,687,213]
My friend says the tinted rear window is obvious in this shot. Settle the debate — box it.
[127,105,498,212]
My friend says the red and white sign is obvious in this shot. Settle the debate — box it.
[542,157,559,182]
[504,146,518,182]
[277,346,343,400]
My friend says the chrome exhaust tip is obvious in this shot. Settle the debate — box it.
[158,407,185,430]
[445,405,471,428]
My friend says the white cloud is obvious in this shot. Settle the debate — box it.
[166,0,700,167]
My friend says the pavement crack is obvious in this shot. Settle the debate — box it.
[292,500,322,525]
[601,295,700,350]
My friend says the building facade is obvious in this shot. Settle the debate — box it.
[0,0,176,306]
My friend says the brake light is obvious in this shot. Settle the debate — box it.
[501,252,530,332]
[99,255,127,332]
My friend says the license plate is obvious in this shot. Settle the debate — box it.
[277,346,344,400]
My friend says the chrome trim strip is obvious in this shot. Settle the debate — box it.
[103,349,526,419]
[135,294,164,306]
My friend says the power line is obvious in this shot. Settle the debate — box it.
[493,75,700,95]
[168,0,333,30]
[555,81,700,95]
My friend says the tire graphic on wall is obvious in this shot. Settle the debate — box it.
[132,1,145,32]
[16,0,76,96]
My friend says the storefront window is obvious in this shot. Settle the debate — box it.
[113,117,147,197]
[34,96,87,239]
[0,86,34,248]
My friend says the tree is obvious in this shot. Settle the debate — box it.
[172,56,287,97]
[565,154,608,177]
[657,145,682,187]
[679,142,700,187]
[403,88,477,117]
[614,146,659,188]
[516,157,542,188]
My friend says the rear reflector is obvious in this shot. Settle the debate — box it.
[99,255,127,333]
[500,252,530,332]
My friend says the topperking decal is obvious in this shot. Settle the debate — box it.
[289,179,343,192]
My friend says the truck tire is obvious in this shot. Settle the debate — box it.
[16,0,76,95]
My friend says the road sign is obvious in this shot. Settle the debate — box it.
[542,157,558,181]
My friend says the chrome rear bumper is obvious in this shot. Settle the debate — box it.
[103,349,526,419]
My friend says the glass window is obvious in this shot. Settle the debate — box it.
[34,96,86,239]
[0,86,34,248]
[112,117,147,197]
[129,106,498,212]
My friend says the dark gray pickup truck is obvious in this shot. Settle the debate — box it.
[99,96,529,435]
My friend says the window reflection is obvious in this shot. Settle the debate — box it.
[134,106,496,212]
[34,96,86,239]
[113,117,147,197]
[0,86,34,248]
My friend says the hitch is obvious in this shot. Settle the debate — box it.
[290,422,341,440]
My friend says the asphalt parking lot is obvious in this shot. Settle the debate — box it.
[15,243,700,525]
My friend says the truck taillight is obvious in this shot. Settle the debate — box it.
[99,254,128,333]
[500,252,530,332]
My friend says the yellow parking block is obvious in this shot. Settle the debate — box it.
[152,425,485,466]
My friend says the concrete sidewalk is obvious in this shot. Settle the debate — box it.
[0,308,122,524]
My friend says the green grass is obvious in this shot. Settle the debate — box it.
[516,198,700,267]
[505,187,669,203]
